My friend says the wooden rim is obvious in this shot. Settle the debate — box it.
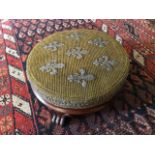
[33,86,109,115]
[42,101,108,116]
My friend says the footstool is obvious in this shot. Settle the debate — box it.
[26,29,130,125]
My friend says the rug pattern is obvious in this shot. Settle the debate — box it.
[0,20,37,134]
[0,19,155,134]
[95,19,155,78]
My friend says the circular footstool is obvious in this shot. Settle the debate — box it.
[26,29,130,125]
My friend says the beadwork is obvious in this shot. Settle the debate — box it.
[27,29,130,110]
[66,32,82,40]
[93,55,117,71]
[66,47,88,59]
[88,38,108,47]
[44,41,64,52]
[67,69,95,87]
[40,60,65,75]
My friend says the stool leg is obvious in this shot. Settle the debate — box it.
[60,116,65,126]
[51,113,57,124]
[51,113,70,126]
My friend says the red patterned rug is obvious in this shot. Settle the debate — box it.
[0,19,155,135]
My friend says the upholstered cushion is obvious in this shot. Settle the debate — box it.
[26,29,130,109]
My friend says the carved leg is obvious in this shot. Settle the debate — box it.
[51,113,70,126]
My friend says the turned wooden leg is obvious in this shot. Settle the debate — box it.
[51,113,70,126]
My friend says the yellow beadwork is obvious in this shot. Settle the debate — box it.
[26,29,130,109]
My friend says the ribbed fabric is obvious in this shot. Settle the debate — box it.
[26,29,130,109]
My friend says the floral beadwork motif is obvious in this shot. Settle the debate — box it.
[67,69,95,88]
[88,38,108,47]
[40,60,65,75]
[43,41,64,52]
[39,32,117,88]
[66,32,82,40]
[93,55,117,71]
[66,47,88,59]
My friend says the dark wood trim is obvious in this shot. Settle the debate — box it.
[32,86,109,116]
[42,100,109,116]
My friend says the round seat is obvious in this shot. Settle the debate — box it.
[26,29,130,115]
